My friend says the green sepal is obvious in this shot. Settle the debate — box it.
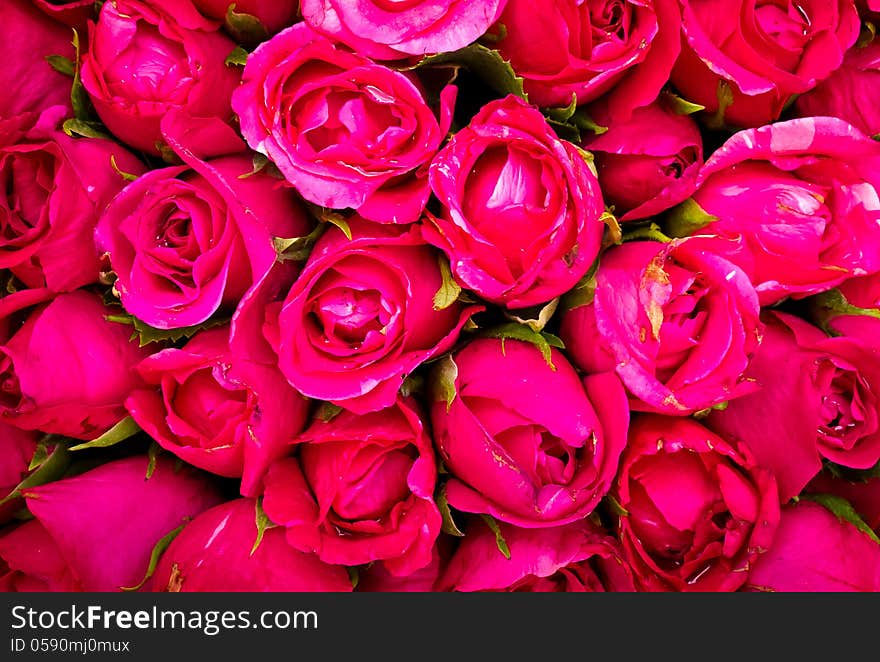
[664,198,718,238]
[433,256,462,311]
[250,497,277,556]
[120,524,186,592]
[802,494,880,544]
[68,416,141,451]
[480,514,511,559]
[437,483,465,537]
[105,312,229,347]
[432,354,459,412]
[225,45,250,67]
[46,54,75,77]
[0,439,71,508]
[225,4,269,48]
[480,322,559,371]
[405,43,527,101]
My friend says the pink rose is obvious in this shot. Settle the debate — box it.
[357,543,449,592]
[674,118,880,305]
[0,423,39,524]
[0,291,151,440]
[745,501,880,592]
[233,219,479,414]
[126,327,309,497]
[587,98,703,222]
[300,0,507,60]
[493,0,680,116]
[80,0,240,155]
[614,415,779,592]
[439,520,635,592]
[430,338,628,527]
[838,271,880,309]
[191,0,299,34]
[672,0,860,128]
[1,106,144,292]
[0,456,221,592]
[233,24,454,225]
[425,95,605,309]
[150,499,352,592]
[560,238,762,415]
[263,398,440,576]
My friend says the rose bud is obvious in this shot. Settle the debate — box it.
[588,99,703,222]
[426,95,605,309]
[0,423,39,524]
[671,0,860,128]
[80,0,240,155]
[97,128,310,330]
[233,218,479,414]
[301,0,506,60]
[493,0,680,117]
[150,499,352,592]
[233,24,454,225]
[263,398,440,577]
[0,106,145,292]
[439,519,635,592]
[191,0,299,34]
[430,338,628,527]
[708,311,880,500]
[807,472,880,535]
[671,118,880,306]
[0,291,151,440]
[614,415,779,592]
[0,456,222,592]
[746,501,880,592]
[126,327,309,497]
[561,238,762,415]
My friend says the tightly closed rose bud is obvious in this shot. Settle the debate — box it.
[561,238,762,415]
[671,0,860,128]
[588,99,703,222]
[233,24,454,225]
[431,338,628,527]
[426,95,605,309]
[0,456,221,592]
[126,327,309,497]
[81,0,240,155]
[0,291,151,440]
[1,107,144,292]
[301,0,507,60]
[674,118,880,305]
[493,0,680,117]
[151,499,352,592]
[439,519,635,592]
[263,398,441,576]
[191,0,299,34]
[614,415,779,592]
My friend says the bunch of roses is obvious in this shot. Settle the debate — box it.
[0,0,879,594]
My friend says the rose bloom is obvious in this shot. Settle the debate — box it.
[126,327,309,497]
[674,117,880,305]
[430,338,628,527]
[560,238,762,415]
[301,0,507,59]
[234,24,454,225]
[263,398,440,576]
[81,0,240,155]
[426,95,605,309]
[614,415,779,592]
[493,0,680,116]
[191,0,299,33]
[671,0,860,128]
[151,499,352,592]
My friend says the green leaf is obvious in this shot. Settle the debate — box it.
[250,497,277,556]
[225,4,269,47]
[110,155,138,182]
[706,80,735,131]
[120,524,186,591]
[542,332,565,350]
[481,322,557,371]
[480,514,511,559]
[62,118,109,139]
[69,416,141,451]
[433,256,462,311]
[808,289,880,336]
[106,312,230,347]
[824,459,880,482]
[69,29,94,123]
[433,354,459,412]
[238,153,269,179]
[547,118,582,143]
[315,401,343,423]
[605,494,629,517]
[225,45,250,67]
[561,260,599,312]
[274,223,326,262]
[0,441,71,507]
[406,43,527,101]
[570,110,608,136]
[661,90,705,116]
[664,198,718,238]
[506,298,559,333]
[437,484,465,537]
[803,494,880,544]
[146,442,162,480]
[46,54,75,77]
[400,373,424,398]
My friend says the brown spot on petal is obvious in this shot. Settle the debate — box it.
[165,563,184,593]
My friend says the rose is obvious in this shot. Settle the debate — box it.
[0,423,39,524]
[232,219,479,414]
[233,24,454,225]
[492,0,680,117]
[1,106,144,293]
[191,0,299,33]
[300,0,507,60]
[357,544,448,592]
[587,98,703,222]
[0,456,221,592]
[439,519,635,592]
[560,238,762,415]
[262,398,440,576]
[80,0,240,155]
[425,95,605,309]
[97,126,311,329]
[613,415,779,592]
[125,327,310,497]
[670,118,880,305]
[838,272,880,309]
[150,499,352,592]
[0,291,151,440]
[430,338,628,527]
[708,311,880,500]
[745,501,880,592]
[671,0,860,128]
